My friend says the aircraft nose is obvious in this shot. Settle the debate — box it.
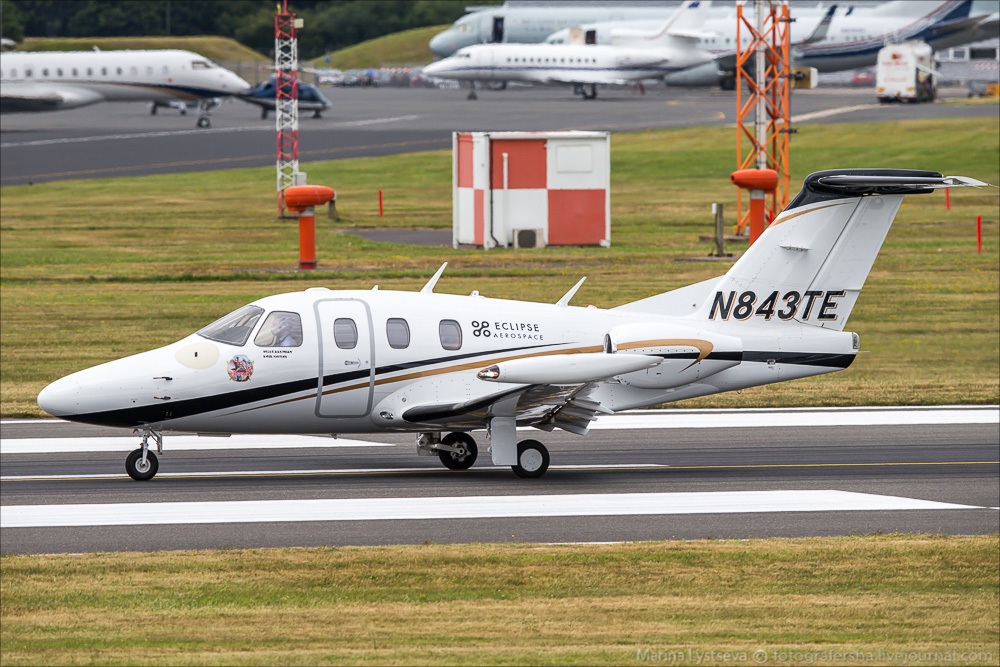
[422,60,446,77]
[429,31,456,57]
[228,72,251,92]
[37,375,81,418]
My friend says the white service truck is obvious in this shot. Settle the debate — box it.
[876,41,937,103]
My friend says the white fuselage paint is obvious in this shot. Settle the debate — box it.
[0,50,249,112]
[36,287,856,436]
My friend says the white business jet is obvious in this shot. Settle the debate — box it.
[37,169,986,480]
[422,0,715,99]
[0,49,250,128]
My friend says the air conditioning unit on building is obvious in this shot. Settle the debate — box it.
[514,228,545,248]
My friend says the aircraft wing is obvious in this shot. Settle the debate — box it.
[544,73,650,86]
[398,352,661,434]
[0,81,105,113]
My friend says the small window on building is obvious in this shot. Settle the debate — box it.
[439,320,462,351]
[254,311,303,347]
[334,318,358,349]
[197,305,264,346]
[386,318,410,349]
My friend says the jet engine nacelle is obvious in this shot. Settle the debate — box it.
[605,323,742,389]
[663,61,723,87]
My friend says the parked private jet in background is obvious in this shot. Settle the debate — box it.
[422,0,715,98]
[546,0,997,88]
[37,169,987,481]
[0,49,249,127]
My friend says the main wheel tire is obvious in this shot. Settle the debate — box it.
[512,439,549,479]
[438,432,478,470]
[197,117,211,128]
[125,448,158,481]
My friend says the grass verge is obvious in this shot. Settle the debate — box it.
[1,535,997,666]
[1,118,997,416]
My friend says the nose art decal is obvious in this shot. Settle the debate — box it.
[227,355,254,382]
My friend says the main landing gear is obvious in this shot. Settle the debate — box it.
[417,432,550,478]
[126,427,162,481]
[574,83,598,100]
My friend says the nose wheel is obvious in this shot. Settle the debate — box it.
[125,427,162,480]
[126,448,159,481]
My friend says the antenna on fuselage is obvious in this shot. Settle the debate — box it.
[420,262,448,293]
[556,277,586,306]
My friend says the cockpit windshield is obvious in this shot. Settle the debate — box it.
[197,305,264,346]
[191,60,216,70]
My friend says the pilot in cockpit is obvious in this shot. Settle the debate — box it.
[255,312,302,347]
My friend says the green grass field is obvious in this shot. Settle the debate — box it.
[1,535,997,666]
[1,117,997,417]
[308,24,449,69]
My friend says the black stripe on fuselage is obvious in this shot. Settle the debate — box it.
[55,343,560,428]
[55,346,854,428]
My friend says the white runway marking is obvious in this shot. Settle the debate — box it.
[3,407,995,454]
[0,115,423,148]
[0,463,667,482]
[0,490,982,528]
[791,104,882,123]
[0,434,393,455]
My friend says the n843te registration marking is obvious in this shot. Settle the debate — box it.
[710,290,846,321]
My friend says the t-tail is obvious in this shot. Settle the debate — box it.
[701,169,987,330]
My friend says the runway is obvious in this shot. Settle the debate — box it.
[2,406,997,554]
[2,86,995,186]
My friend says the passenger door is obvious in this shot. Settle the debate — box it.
[315,299,374,417]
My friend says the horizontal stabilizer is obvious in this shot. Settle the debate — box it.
[815,173,988,193]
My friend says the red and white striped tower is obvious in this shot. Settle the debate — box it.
[275,0,300,213]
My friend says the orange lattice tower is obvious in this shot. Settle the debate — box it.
[735,0,791,242]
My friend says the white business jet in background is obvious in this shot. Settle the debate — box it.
[422,0,716,99]
[37,169,986,480]
[0,49,250,127]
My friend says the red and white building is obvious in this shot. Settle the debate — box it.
[452,131,610,248]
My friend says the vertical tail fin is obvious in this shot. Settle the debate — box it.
[700,169,987,331]
[610,0,712,47]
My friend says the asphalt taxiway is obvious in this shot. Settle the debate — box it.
[2,407,997,554]
[1,86,995,186]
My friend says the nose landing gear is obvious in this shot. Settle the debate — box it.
[126,427,161,481]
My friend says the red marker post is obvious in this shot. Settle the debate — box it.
[379,190,384,217]
[945,187,951,210]
[730,169,779,245]
[977,215,982,254]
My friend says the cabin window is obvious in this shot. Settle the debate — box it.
[254,311,303,348]
[439,320,462,351]
[24,68,31,77]
[102,67,107,75]
[386,318,410,349]
[57,68,63,76]
[334,318,358,349]
[146,66,154,76]
[117,67,123,75]
[197,305,264,346]
[71,67,78,76]
[86,67,93,76]
[162,65,169,74]
[42,68,49,77]
[130,66,137,76]
[10,68,16,78]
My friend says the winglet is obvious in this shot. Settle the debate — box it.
[799,5,837,46]
[420,262,448,293]
[556,277,587,307]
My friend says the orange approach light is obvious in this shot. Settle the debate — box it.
[730,168,778,245]
[283,185,336,211]
[282,185,337,270]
